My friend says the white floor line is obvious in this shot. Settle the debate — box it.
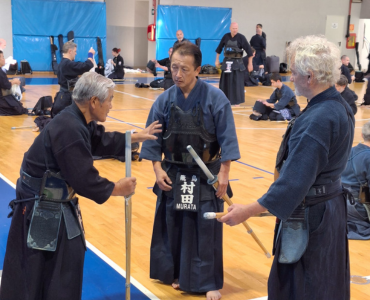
[232,109,252,113]
[248,296,267,300]
[114,90,156,102]
[0,172,160,300]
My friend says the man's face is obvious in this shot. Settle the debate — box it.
[290,63,309,97]
[69,47,77,60]
[342,56,350,66]
[256,27,262,35]
[171,52,200,90]
[91,89,114,122]
[230,24,238,36]
[176,31,184,42]
[335,84,345,93]
[271,80,279,88]
[0,53,5,68]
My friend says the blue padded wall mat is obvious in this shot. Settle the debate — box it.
[156,5,231,66]
[12,0,106,71]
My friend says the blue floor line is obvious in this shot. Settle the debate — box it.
[107,116,144,130]
[0,177,151,300]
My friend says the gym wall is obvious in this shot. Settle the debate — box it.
[156,5,231,65]
[160,0,365,68]
[12,0,106,71]
[0,0,13,57]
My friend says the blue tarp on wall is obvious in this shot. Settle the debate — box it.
[156,5,231,66]
[12,0,106,71]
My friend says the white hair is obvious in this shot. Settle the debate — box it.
[72,72,115,104]
[286,35,341,86]
[363,121,370,142]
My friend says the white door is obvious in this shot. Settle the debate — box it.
[325,15,346,52]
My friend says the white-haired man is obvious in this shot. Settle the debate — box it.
[215,22,253,106]
[0,72,162,300]
[220,35,354,300]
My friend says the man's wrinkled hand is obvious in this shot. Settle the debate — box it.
[132,121,162,143]
[155,168,172,191]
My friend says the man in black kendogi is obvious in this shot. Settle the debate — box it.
[215,22,253,106]
[220,35,354,300]
[51,41,94,117]
[149,47,174,90]
[0,72,161,300]
[250,26,266,70]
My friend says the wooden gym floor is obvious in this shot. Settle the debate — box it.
[0,71,369,299]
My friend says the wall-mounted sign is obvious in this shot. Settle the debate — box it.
[350,24,355,32]
[346,33,356,49]
[332,23,338,29]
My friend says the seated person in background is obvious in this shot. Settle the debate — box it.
[335,75,358,115]
[52,41,94,117]
[250,73,300,121]
[341,55,355,84]
[243,47,259,87]
[342,121,370,240]
[149,47,175,90]
[108,47,124,80]
[0,50,27,116]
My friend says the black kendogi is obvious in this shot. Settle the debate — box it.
[341,86,358,115]
[258,87,354,300]
[216,33,253,105]
[52,58,93,117]
[341,64,352,84]
[0,102,126,300]
[108,54,124,79]
[250,34,266,69]
[150,57,174,90]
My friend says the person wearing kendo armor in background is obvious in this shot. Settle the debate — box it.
[342,120,370,240]
[215,22,253,106]
[140,42,240,300]
[51,41,94,117]
[219,35,354,300]
[0,72,162,300]
[149,47,175,90]
[250,73,300,121]
[335,75,358,115]
[108,47,124,80]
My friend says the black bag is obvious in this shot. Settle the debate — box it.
[7,62,18,75]
[150,78,165,89]
[355,71,365,82]
[265,56,280,73]
[31,96,53,116]
[200,64,218,74]
[279,63,288,73]
[261,73,272,86]
[20,60,32,74]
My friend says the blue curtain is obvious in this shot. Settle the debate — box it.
[12,0,106,71]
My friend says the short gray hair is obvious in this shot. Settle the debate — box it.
[62,41,77,54]
[72,72,115,105]
[363,121,370,142]
[336,75,348,87]
[286,35,341,86]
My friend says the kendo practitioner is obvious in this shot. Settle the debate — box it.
[250,73,300,121]
[341,55,355,84]
[220,35,354,300]
[342,121,370,240]
[0,50,28,116]
[215,22,253,106]
[0,72,162,300]
[140,42,240,300]
[149,47,175,90]
[108,47,124,80]
[173,29,189,47]
[51,41,94,117]
[335,75,358,115]
[250,26,266,70]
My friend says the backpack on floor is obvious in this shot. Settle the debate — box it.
[20,60,32,74]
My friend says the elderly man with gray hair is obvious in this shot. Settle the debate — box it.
[342,121,370,240]
[219,35,354,300]
[0,72,162,300]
